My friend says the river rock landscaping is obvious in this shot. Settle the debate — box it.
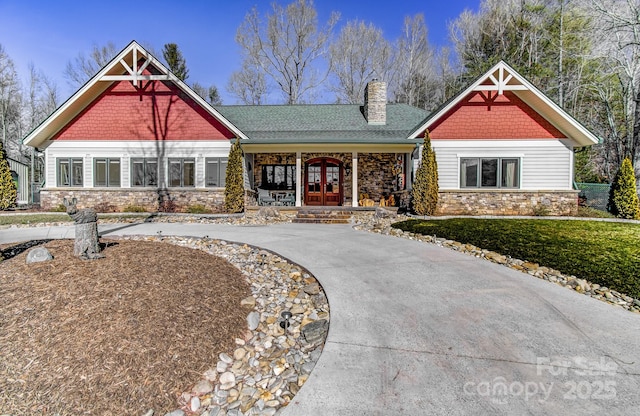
[139,235,330,416]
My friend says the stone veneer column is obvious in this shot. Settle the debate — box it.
[352,152,358,207]
[296,151,302,207]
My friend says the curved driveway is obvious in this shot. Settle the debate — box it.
[1,222,639,415]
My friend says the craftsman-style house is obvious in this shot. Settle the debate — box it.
[23,41,598,215]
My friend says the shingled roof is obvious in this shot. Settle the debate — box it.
[214,103,426,144]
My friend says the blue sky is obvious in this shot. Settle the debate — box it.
[0,0,479,104]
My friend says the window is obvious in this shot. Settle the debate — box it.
[261,164,295,190]
[205,157,228,187]
[461,158,520,188]
[94,158,121,187]
[169,158,195,187]
[131,158,158,187]
[57,158,83,187]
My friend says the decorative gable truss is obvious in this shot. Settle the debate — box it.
[475,64,527,95]
[100,44,172,87]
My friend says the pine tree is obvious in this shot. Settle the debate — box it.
[224,140,245,213]
[607,157,640,219]
[162,43,189,81]
[0,142,16,210]
[411,130,439,215]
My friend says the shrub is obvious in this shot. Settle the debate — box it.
[186,204,211,214]
[158,199,179,213]
[52,204,67,212]
[607,157,640,219]
[123,205,147,213]
[411,130,438,215]
[576,206,615,219]
[531,204,550,217]
[93,202,117,213]
[0,143,17,210]
[224,140,245,213]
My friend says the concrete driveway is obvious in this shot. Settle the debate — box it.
[1,222,639,415]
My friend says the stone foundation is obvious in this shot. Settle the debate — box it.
[436,190,580,216]
[40,188,225,212]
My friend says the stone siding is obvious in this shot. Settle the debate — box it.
[40,188,225,212]
[251,152,402,206]
[436,190,579,216]
[357,153,399,202]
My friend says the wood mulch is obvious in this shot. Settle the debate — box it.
[0,239,251,415]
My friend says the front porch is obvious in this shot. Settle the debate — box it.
[243,149,414,208]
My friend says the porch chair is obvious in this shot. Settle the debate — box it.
[257,188,276,206]
[280,192,295,206]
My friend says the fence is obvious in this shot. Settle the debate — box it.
[574,182,610,211]
[7,158,30,205]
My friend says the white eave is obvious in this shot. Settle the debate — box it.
[409,61,599,147]
[23,40,248,148]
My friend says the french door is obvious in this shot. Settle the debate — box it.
[305,158,342,206]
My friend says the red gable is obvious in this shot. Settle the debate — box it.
[427,91,565,140]
[53,78,234,141]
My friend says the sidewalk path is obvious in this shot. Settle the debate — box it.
[1,222,639,415]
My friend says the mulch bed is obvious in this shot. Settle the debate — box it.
[0,239,251,415]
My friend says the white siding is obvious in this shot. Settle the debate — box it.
[122,156,130,188]
[196,154,205,188]
[41,140,231,190]
[431,139,574,191]
[45,150,56,187]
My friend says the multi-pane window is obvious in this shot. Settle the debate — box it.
[261,164,296,190]
[169,158,195,187]
[57,158,83,187]
[460,158,520,188]
[131,158,158,187]
[94,158,121,187]
[205,157,228,187]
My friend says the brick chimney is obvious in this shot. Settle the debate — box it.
[364,79,386,125]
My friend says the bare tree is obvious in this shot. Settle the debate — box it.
[0,44,22,156]
[590,0,640,168]
[64,42,117,88]
[227,59,268,105]
[449,0,550,83]
[328,20,393,104]
[234,0,339,104]
[192,82,222,105]
[25,63,59,129]
[392,14,436,109]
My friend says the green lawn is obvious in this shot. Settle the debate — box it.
[393,218,640,299]
[0,214,72,225]
[0,213,148,226]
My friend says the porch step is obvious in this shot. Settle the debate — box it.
[292,209,353,224]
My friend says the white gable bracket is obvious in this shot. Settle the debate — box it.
[99,45,171,87]
[474,64,527,95]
